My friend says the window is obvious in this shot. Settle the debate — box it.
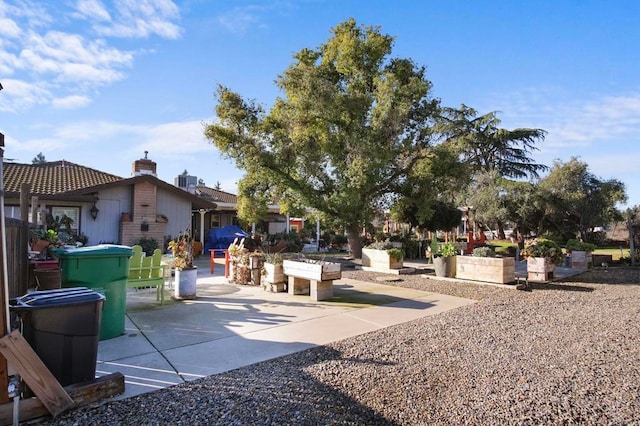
[210,214,221,229]
[51,207,79,240]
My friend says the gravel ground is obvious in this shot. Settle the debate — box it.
[43,265,640,425]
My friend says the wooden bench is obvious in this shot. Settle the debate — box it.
[282,260,341,301]
[127,245,166,304]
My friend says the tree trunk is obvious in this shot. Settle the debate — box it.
[347,224,362,259]
[496,220,506,240]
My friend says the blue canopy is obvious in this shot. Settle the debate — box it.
[203,225,252,254]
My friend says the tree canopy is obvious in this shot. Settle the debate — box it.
[32,152,46,164]
[538,157,626,242]
[205,19,445,257]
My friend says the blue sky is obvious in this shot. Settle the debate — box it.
[1,0,638,208]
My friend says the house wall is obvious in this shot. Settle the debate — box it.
[157,188,192,239]
[86,186,131,244]
[5,197,119,246]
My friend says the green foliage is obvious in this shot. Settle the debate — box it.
[538,157,626,242]
[136,237,159,256]
[565,239,597,252]
[523,238,563,264]
[364,240,395,250]
[386,248,405,261]
[445,104,548,180]
[205,19,444,257]
[472,246,496,257]
[32,152,46,164]
[266,231,303,252]
[430,236,457,258]
[440,242,458,257]
[430,234,440,257]
[390,145,467,231]
[400,237,421,259]
[333,234,348,245]
[263,251,284,264]
[31,228,59,244]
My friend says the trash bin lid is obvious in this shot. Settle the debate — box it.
[52,244,133,258]
[10,287,105,310]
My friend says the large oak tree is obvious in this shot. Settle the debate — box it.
[205,19,445,257]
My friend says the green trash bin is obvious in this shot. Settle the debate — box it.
[54,245,133,340]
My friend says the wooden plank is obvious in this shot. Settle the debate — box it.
[0,372,124,425]
[0,331,73,417]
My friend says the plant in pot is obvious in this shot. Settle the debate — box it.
[227,239,249,284]
[168,227,197,299]
[433,241,457,277]
[523,238,563,281]
[565,239,596,269]
[30,229,61,259]
[262,251,286,291]
[362,239,405,269]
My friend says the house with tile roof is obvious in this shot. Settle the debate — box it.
[3,154,218,247]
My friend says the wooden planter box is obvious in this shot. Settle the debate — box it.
[283,260,341,281]
[570,250,592,269]
[456,256,515,284]
[362,248,403,270]
[249,256,264,270]
[527,257,555,281]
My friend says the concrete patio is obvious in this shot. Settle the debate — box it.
[95,256,476,401]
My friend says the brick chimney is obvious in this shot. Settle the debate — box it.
[132,151,157,176]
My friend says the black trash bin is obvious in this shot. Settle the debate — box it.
[10,287,105,387]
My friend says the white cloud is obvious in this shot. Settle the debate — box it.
[217,6,263,35]
[485,89,640,150]
[94,0,182,39]
[52,95,92,109]
[0,0,182,112]
[12,119,211,156]
[0,78,51,112]
[0,17,21,38]
[135,120,212,156]
[74,0,111,22]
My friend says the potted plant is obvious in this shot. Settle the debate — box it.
[565,239,596,269]
[29,228,64,261]
[433,241,457,278]
[262,251,286,292]
[523,238,563,281]
[362,240,405,270]
[227,239,250,284]
[168,227,197,299]
[455,246,516,284]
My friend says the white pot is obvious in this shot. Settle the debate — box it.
[174,266,197,299]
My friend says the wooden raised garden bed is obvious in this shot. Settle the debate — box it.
[455,256,515,284]
[362,248,403,270]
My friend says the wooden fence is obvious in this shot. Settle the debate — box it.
[2,217,30,299]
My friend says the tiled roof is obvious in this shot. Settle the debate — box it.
[3,161,123,195]
[195,186,237,204]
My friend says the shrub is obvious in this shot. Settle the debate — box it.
[387,247,405,261]
[439,242,458,258]
[523,238,563,264]
[136,237,159,256]
[472,246,496,257]
[565,239,597,253]
[365,240,394,250]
